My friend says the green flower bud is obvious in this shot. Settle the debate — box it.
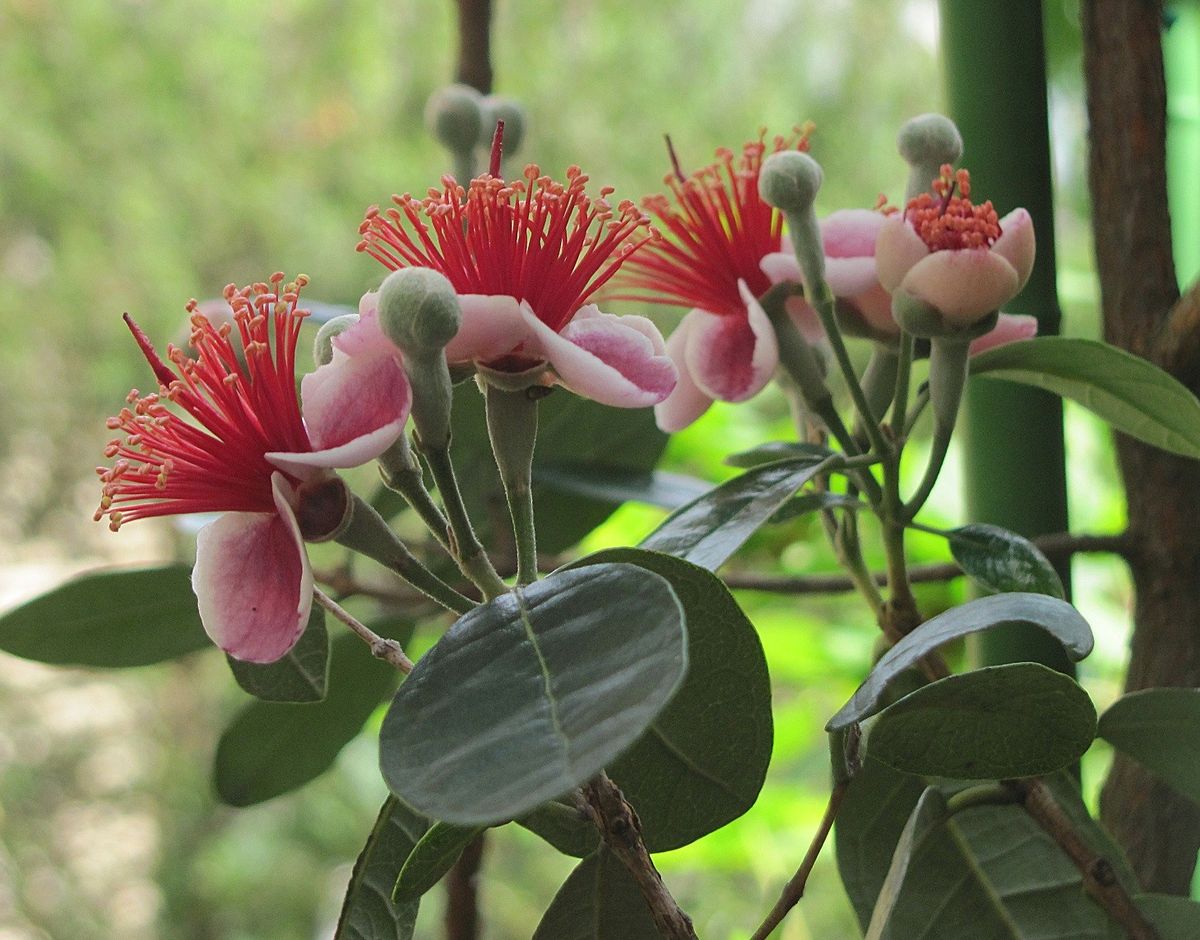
[891,290,998,341]
[897,114,963,202]
[312,313,360,367]
[377,268,462,355]
[479,96,526,155]
[758,151,823,215]
[425,83,484,155]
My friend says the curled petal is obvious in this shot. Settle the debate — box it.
[683,284,779,403]
[520,304,677,407]
[825,255,882,301]
[969,313,1038,356]
[784,295,826,345]
[822,208,886,259]
[875,216,930,292]
[332,292,385,358]
[760,248,803,285]
[445,294,532,364]
[192,474,313,663]
[993,208,1036,292]
[899,250,1021,325]
[654,316,714,432]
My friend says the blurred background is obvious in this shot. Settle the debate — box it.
[0,0,1131,937]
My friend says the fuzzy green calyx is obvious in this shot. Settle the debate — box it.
[897,114,963,202]
[312,313,360,367]
[377,268,462,355]
[425,84,484,155]
[758,151,823,215]
[479,96,526,155]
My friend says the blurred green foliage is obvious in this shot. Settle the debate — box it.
[0,1,1128,938]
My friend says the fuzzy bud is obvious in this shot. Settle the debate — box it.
[377,268,462,355]
[758,151,823,215]
[312,313,360,367]
[897,114,963,202]
[479,96,526,155]
[425,84,484,155]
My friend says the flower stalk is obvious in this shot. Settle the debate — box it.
[485,382,540,586]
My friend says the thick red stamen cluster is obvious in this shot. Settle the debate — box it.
[906,165,1001,251]
[96,274,313,531]
[357,165,654,334]
[614,128,812,317]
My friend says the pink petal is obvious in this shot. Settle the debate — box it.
[654,317,714,432]
[683,285,779,403]
[192,474,313,663]
[969,313,1038,356]
[331,292,384,358]
[825,256,880,300]
[784,295,827,345]
[822,208,886,258]
[899,250,1020,325]
[444,294,532,364]
[875,216,930,293]
[993,208,1036,291]
[520,304,678,407]
[760,248,803,285]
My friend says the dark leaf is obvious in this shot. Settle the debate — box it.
[225,605,329,702]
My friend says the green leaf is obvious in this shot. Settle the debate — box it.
[1098,688,1200,805]
[334,797,427,940]
[533,463,710,510]
[225,606,329,702]
[214,628,405,806]
[396,384,667,552]
[725,441,838,468]
[865,663,1097,779]
[572,549,773,852]
[532,848,660,940]
[828,592,1093,730]
[392,823,485,902]
[517,799,600,858]
[770,490,866,524]
[380,564,687,825]
[864,786,950,939]
[640,456,838,570]
[1134,894,1200,939]
[0,565,210,667]
[947,523,1065,599]
[970,336,1200,458]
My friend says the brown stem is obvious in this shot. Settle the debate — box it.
[1084,0,1200,894]
[1011,779,1158,939]
[444,832,486,940]
[579,773,698,940]
[749,782,848,940]
[454,0,493,93]
[312,589,413,672]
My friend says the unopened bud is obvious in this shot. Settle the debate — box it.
[480,96,526,155]
[758,151,823,215]
[897,114,963,202]
[313,313,360,367]
[377,268,462,355]
[425,84,484,155]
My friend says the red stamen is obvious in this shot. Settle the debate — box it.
[489,121,504,178]
[97,278,314,531]
[665,135,686,183]
[904,166,1001,252]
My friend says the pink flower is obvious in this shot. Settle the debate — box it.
[613,133,820,432]
[968,313,1038,355]
[356,164,676,408]
[875,166,1035,333]
[96,275,410,663]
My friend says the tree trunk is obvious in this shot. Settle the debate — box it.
[1085,0,1200,894]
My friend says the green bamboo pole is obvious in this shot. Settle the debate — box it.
[939,0,1072,672]
[1166,2,1200,289]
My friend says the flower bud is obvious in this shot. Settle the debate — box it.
[377,268,462,355]
[312,313,360,366]
[479,95,526,155]
[425,84,484,155]
[758,151,823,215]
[897,114,963,202]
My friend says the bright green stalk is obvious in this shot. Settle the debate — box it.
[1166,2,1200,288]
[939,0,1071,672]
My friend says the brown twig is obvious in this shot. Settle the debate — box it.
[1011,778,1157,939]
[578,773,698,939]
[454,0,493,93]
[749,781,849,940]
[444,832,486,940]
[312,588,414,673]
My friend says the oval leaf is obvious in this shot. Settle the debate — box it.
[534,463,711,510]
[573,549,773,852]
[1134,894,1200,939]
[947,524,1065,599]
[970,336,1200,458]
[0,565,210,667]
[379,564,687,825]
[640,456,840,570]
[392,823,485,902]
[214,628,404,806]
[226,605,329,702]
[828,592,1093,730]
[517,800,600,858]
[1098,688,1200,805]
[725,441,838,468]
[532,849,660,940]
[334,797,427,940]
[866,663,1097,780]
